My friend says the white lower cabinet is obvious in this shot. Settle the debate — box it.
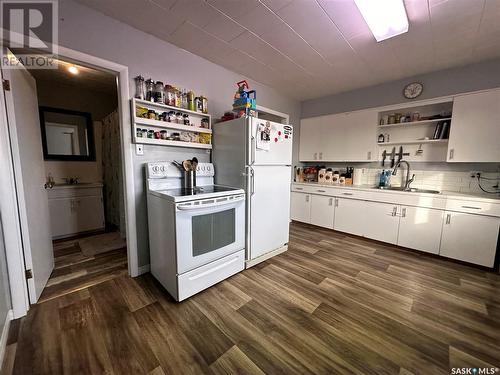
[363,201,400,244]
[290,192,311,223]
[310,195,335,229]
[397,206,444,254]
[333,198,366,236]
[440,211,499,267]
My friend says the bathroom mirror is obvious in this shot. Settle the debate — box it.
[39,107,95,161]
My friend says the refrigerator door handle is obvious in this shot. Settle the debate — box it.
[251,135,256,165]
[250,167,255,195]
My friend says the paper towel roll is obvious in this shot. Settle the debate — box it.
[352,168,364,185]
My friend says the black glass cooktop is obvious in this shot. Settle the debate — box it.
[162,185,239,197]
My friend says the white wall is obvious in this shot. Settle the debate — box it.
[57,0,300,267]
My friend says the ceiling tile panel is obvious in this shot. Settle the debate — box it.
[169,0,221,28]
[233,4,284,37]
[317,0,371,40]
[207,0,261,19]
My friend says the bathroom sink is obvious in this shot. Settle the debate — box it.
[375,186,440,194]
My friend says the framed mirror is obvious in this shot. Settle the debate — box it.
[39,107,95,161]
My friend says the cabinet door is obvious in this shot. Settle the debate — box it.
[323,110,377,162]
[398,206,443,254]
[448,89,500,162]
[75,195,106,233]
[299,117,325,162]
[363,201,400,244]
[333,198,366,236]
[440,212,499,267]
[48,198,74,238]
[290,192,311,223]
[310,195,335,229]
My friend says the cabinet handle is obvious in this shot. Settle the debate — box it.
[392,206,398,216]
[329,198,333,206]
[445,214,451,224]
[334,198,339,207]
[449,149,454,160]
[305,195,310,202]
[313,152,317,160]
[342,192,353,196]
[367,151,372,160]
[295,187,303,190]
[319,152,323,160]
[461,205,481,210]
[317,189,326,193]
[401,208,406,218]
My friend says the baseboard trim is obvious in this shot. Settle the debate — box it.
[137,264,150,275]
[0,310,13,369]
[245,244,288,268]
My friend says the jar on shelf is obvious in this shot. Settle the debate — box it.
[183,113,190,126]
[153,81,165,103]
[201,118,209,129]
[165,85,176,106]
[172,132,180,141]
[134,76,146,100]
[174,87,182,107]
[147,110,157,120]
[145,79,154,102]
[187,91,195,111]
[136,128,143,137]
[154,130,161,139]
[167,111,176,123]
[158,112,167,121]
[160,130,169,140]
[176,112,183,124]
[141,129,148,138]
[147,130,154,139]
[181,88,188,109]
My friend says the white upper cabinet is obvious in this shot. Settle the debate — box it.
[448,89,500,162]
[298,116,328,162]
[299,110,376,162]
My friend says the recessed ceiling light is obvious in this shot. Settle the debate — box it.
[354,0,409,42]
[68,66,79,75]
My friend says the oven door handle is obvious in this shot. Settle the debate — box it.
[176,195,245,211]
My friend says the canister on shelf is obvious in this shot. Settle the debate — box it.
[147,110,157,120]
[154,131,161,139]
[153,81,165,103]
[147,130,154,139]
[141,129,148,138]
[167,111,176,122]
[136,128,142,137]
[174,87,182,107]
[160,130,169,140]
[183,113,190,126]
[145,79,154,102]
[176,112,183,124]
[187,91,195,111]
[134,76,146,100]
[165,85,176,106]
[201,118,209,129]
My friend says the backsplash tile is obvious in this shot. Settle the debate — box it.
[356,168,500,194]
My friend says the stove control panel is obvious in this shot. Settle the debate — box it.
[147,162,214,178]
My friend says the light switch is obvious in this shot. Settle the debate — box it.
[136,144,144,155]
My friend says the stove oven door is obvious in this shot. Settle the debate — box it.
[175,194,245,274]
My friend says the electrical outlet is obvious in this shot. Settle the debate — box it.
[470,171,481,178]
[136,144,144,155]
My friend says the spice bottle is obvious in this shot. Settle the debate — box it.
[145,79,154,102]
[187,91,195,111]
[134,75,146,100]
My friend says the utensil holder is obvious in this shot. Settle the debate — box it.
[183,170,196,190]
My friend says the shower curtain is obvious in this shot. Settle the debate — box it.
[101,109,126,237]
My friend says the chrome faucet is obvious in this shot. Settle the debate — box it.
[392,160,415,190]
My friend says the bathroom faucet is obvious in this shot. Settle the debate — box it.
[392,160,415,190]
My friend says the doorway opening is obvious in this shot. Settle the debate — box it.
[24,58,127,303]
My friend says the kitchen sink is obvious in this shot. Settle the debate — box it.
[376,186,440,194]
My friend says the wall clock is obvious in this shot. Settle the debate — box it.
[403,82,423,99]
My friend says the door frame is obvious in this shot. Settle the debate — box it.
[0,44,139,317]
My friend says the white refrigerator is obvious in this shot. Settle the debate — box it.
[213,117,293,266]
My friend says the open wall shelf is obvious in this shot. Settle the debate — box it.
[131,98,212,149]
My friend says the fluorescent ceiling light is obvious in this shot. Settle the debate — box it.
[68,66,79,75]
[354,0,409,42]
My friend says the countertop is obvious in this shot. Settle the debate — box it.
[292,181,500,204]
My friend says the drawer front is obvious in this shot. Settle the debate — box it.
[177,249,245,301]
[292,184,336,195]
[48,187,103,199]
[446,199,500,217]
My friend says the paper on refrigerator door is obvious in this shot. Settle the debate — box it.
[256,122,271,151]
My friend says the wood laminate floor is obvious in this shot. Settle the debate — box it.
[2,222,500,374]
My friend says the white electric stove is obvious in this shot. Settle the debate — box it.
[146,162,245,301]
